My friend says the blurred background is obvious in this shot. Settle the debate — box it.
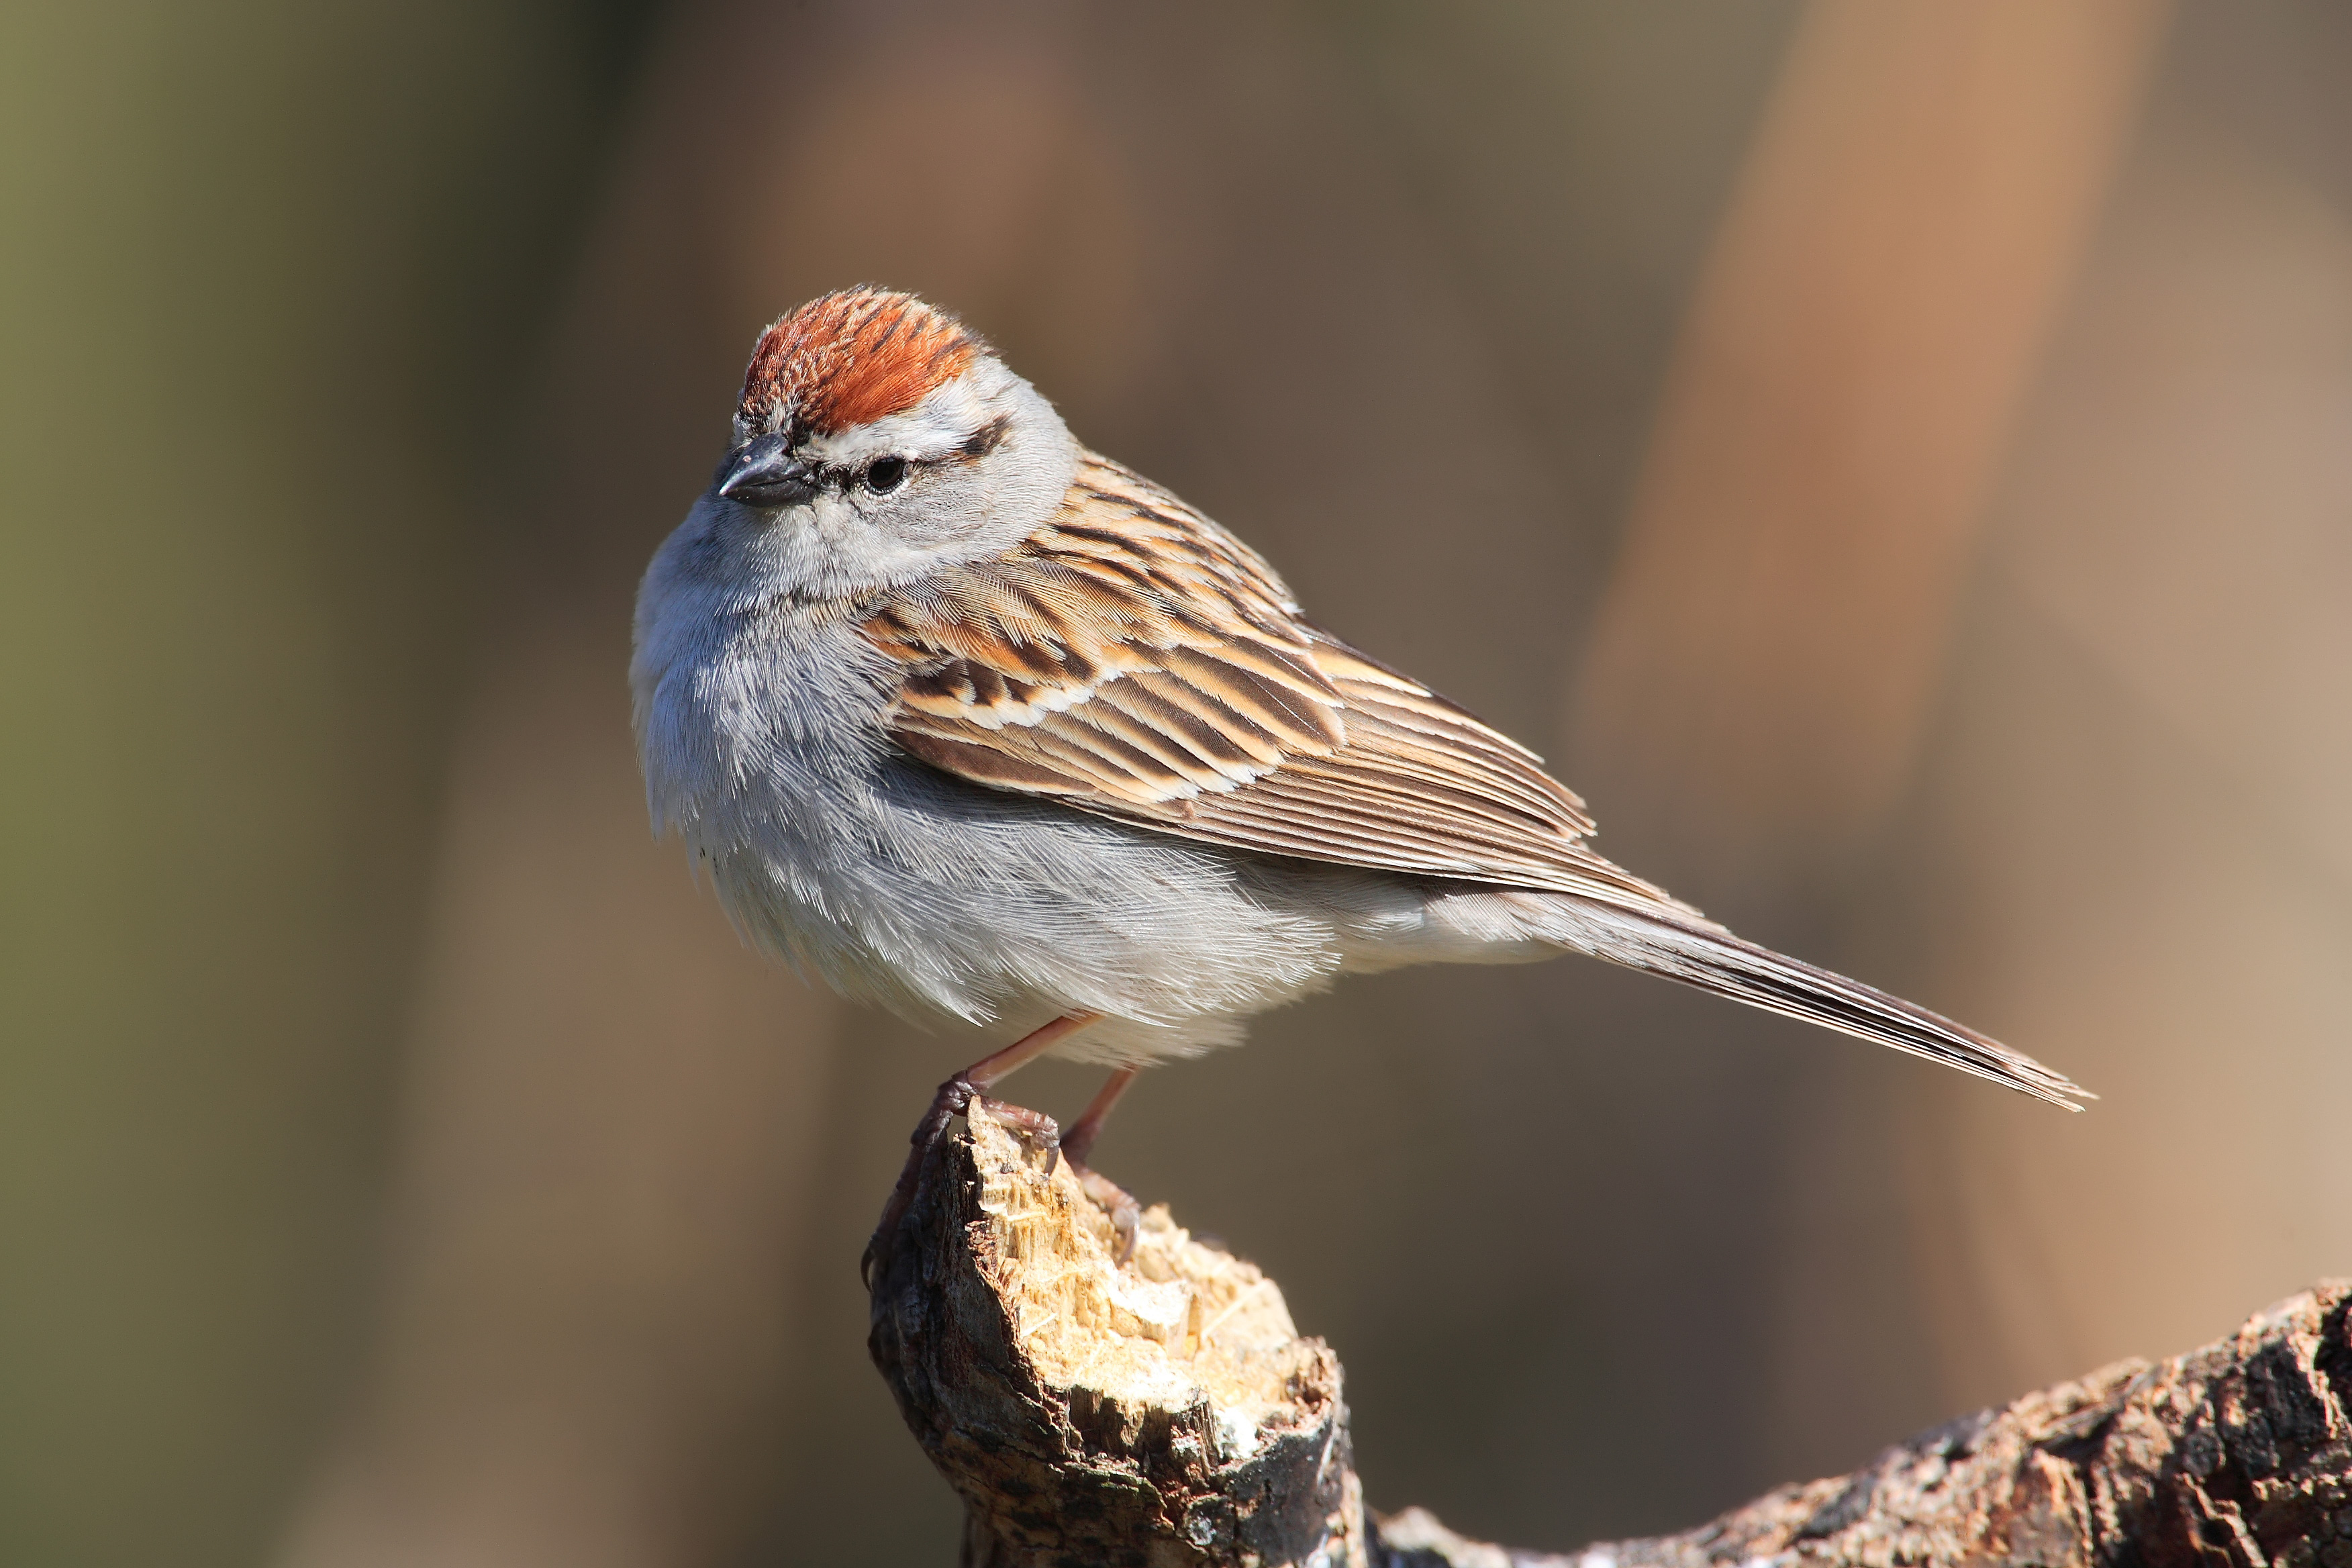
[5,1,2349,1563]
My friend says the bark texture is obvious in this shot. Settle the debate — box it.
[867,1106,2352,1567]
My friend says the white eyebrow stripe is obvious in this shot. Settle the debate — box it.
[800,376,989,468]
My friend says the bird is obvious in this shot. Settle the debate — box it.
[630,287,2086,1264]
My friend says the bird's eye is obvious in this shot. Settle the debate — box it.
[865,457,908,494]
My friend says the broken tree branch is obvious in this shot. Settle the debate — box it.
[867,1105,2352,1567]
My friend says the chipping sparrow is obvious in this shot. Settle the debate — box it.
[631,289,2085,1259]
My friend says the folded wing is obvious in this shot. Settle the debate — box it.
[863,452,1678,910]
[859,452,2086,1109]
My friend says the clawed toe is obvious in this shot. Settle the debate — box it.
[867,1079,1072,1287]
[971,1098,1143,1263]
[1076,1166,1142,1263]
[971,1095,1062,1176]
[865,1019,1113,1289]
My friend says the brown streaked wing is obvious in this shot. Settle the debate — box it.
[861,451,1671,905]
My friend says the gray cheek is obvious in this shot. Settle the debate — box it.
[874,470,990,549]
[806,491,867,540]
[821,483,956,548]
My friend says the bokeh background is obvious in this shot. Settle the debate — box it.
[6,2,2350,1564]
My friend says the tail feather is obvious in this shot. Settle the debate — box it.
[1550,897,2089,1110]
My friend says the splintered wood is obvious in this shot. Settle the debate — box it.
[867,1101,2352,1566]
[977,1112,1328,1473]
[867,1104,1367,1567]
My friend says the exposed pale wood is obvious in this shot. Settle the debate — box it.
[867,1105,1369,1567]
[867,1105,2352,1567]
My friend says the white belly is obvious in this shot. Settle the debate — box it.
[638,586,1556,1065]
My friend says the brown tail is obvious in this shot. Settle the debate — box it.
[1542,895,2089,1110]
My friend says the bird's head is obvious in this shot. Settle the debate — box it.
[697,288,1078,602]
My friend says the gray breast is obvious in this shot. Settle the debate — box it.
[656,601,1371,1063]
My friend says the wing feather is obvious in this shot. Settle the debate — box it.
[859,451,1650,900]
[856,450,2087,1109]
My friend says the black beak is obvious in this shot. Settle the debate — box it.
[717,434,816,507]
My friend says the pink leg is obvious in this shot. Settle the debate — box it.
[865,1012,1101,1283]
[1058,1066,1137,1170]
[963,1012,1103,1094]
[1063,1067,1144,1263]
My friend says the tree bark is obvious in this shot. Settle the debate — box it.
[867,1105,2352,1567]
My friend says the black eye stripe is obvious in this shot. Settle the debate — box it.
[814,450,956,493]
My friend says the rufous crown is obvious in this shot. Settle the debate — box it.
[738,288,984,439]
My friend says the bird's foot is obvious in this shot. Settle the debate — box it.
[970,1094,1063,1175]
[1073,1163,1142,1264]
[864,1072,1063,1287]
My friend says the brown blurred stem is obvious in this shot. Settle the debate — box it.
[868,1105,2352,1567]
[1573,0,2169,875]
